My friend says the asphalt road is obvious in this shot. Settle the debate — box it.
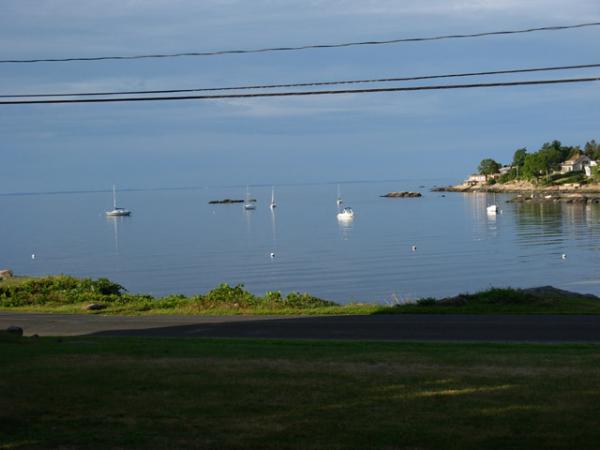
[3,312,600,342]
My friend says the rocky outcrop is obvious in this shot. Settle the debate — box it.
[84,303,107,311]
[508,194,600,204]
[0,269,13,279]
[436,286,598,306]
[380,192,422,198]
[521,286,599,300]
[434,180,600,194]
[208,199,244,204]
[5,326,23,337]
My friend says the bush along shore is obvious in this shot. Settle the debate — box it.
[2,275,600,315]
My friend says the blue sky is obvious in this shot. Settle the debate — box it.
[1,0,600,193]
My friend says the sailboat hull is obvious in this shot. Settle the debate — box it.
[106,209,131,217]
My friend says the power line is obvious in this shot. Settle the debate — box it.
[3,63,600,99]
[2,22,599,64]
[1,76,599,105]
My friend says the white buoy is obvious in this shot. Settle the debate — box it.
[270,252,275,258]
[561,254,567,259]
[411,245,417,252]
[31,253,36,260]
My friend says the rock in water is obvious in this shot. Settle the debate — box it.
[208,199,244,204]
[380,191,423,198]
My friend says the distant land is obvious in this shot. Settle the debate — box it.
[436,138,600,195]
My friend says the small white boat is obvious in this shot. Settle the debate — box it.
[337,207,354,220]
[270,186,277,209]
[486,192,499,215]
[486,204,499,215]
[105,185,131,217]
[244,186,256,210]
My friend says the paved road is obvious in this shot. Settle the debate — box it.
[3,312,600,342]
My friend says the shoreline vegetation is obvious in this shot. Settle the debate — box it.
[435,138,600,195]
[2,275,600,315]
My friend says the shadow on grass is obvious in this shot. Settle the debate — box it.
[85,313,600,342]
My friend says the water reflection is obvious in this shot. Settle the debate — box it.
[106,216,121,254]
[467,193,500,240]
[513,202,568,248]
[337,216,353,241]
[511,200,600,252]
[270,208,277,254]
[243,207,254,239]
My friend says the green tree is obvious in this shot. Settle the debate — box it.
[478,158,501,175]
[584,140,600,160]
[591,165,600,183]
[498,168,517,183]
[522,153,545,179]
[512,148,527,167]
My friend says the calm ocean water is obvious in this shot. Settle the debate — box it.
[3,180,600,303]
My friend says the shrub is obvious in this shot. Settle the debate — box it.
[201,283,257,308]
[417,298,437,306]
[283,292,337,308]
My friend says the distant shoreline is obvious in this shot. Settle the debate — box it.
[433,181,600,196]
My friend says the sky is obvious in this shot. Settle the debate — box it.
[1,0,600,193]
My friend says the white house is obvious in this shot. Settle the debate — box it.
[584,160,598,177]
[465,174,487,185]
[560,155,592,174]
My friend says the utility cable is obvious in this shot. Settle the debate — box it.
[2,62,600,98]
[1,76,599,105]
[1,22,599,64]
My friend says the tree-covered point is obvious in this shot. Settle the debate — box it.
[477,139,599,183]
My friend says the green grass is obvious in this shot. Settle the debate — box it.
[1,337,600,449]
[2,276,600,315]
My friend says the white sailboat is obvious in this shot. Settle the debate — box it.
[487,192,499,215]
[270,186,277,209]
[336,184,343,206]
[337,207,354,221]
[244,186,256,210]
[105,185,131,217]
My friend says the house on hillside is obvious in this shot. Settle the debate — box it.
[584,160,598,178]
[560,155,592,174]
[465,174,487,186]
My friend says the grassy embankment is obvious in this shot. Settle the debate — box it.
[1,336,600,449]
[2,275,600,315]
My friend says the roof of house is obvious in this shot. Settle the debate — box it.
[563,154,590,165]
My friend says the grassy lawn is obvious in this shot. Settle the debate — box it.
[1,337,600,449]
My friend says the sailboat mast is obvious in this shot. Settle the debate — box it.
[112,185,117,209]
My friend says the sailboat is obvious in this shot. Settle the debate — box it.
[336,184,343,206]
[244,186,256,210]
[270,186,277,209]
[487,192,499,215]
[337,207,354,221]
[105,185,131,217]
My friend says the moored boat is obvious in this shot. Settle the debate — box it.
[105,185,131,217]
[337,207,354,220]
